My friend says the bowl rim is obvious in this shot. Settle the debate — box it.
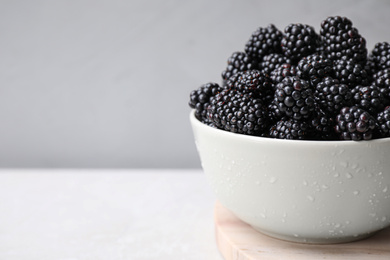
[190,110,390,146]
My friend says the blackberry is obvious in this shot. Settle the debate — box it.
[274,76,315,120]
[260,53,291,75]
[320,16,367,65]
[296,54,333,86]
[376,106,390,138]
[310,109,336,140]
[221,51,257,83]
[281,23,319,62]
[226,70,274,103]
[207,89,268,135]
[368,42,390,71]
[351,85,387,115]
[245,24,283,61]
[269,63,297,84]
[315,77,352,115]
[333,59,369,88]
[335,106,376,140]
[374,70,390,100]
[269,117,311,140]
[189,82,222,122]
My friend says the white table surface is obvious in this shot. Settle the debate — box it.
[0,169,223,260]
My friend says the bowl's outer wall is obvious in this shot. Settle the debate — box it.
[190,111,390,241]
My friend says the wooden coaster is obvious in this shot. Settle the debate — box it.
[214,201,390,260]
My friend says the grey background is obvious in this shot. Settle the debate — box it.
[0,0,389,168]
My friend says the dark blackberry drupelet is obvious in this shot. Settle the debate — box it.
[281,23,320,62]
[310,109,337,140]
[269,117,311,140]
[296,54,333,86]
[320,16,367,65]
[333,59,369,88]
[314,77,352,115]
[270,63,297,84]
[274,76,316,120]
[351,85,387,115]
[189,82,222,122]
[315,44,325,56]
[207,89,268,135]
[335,106,376,140]
[221,51,257,83]
[368,42,390,71]
[245,24,283,61]
[376,106,390,138]
[260,53,291,75]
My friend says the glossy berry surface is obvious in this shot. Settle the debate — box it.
[335,106,376,140]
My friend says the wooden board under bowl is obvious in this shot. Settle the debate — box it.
[214,201,390,260]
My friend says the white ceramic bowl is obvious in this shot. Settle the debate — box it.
[190,110,390,244]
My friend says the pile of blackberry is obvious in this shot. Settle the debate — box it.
[188,16,390,140]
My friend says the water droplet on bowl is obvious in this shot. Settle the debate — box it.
[307,195,315,202]
[383,186,388,193]
[346,172,353,179]
[353,190,360,195]
[269,177,277,184]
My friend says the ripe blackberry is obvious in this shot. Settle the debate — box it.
[189,82,222,122]
[281,23,319,62]
[207,89,268,135]
[333,59,369,88]
[376,106,390,138]
[315,77,352,115]
[320,16,367,65]
[335,106,376,140]
[221,51,257,83]
[226,70,274,103]
[296,54,333,86]
[368,42,390,71]
[274,76,315,120]
[269,117,311,140]
[245,24,283,61]
[374,70,390,100]
[351,85,387,115]
[260,53,291,75]
[269,63,297,84]
[310,109,336,140]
